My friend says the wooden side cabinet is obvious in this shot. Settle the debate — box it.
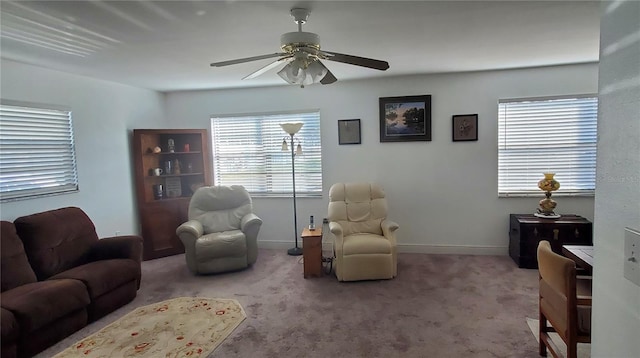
[133,129,211,260]
[509,214,593,269]
[302,227,323,278]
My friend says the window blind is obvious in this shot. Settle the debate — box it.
[498,95,597,197]
[0,101,78,201]
[211,111,322,196]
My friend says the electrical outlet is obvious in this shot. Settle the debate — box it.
[323,218,329,224]
[624,227,640,286]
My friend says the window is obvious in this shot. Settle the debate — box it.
[0,100,78,202]
[211,111,322,196]
[498,95,597,196]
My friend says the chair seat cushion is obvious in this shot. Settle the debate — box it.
[343,233,392,255]
[49,259,139,299]
[0,279,89,332]
[196,230,246,261]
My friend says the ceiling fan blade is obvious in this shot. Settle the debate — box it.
[242,56,293,80]
[319,62,337,85]
[322,51,389,71]
[210,53,288,67]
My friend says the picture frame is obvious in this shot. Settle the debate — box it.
[452,114,478,142]
[379,95,431,142]
[165,177,182,198]
[338,119,361,145]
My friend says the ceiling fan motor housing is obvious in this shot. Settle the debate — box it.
[280,32,321,52]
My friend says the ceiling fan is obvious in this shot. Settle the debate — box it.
[210,8,389,87]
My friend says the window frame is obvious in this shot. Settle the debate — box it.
[210,110,322,198]
[498,94,598,197]
[0,99,79,202]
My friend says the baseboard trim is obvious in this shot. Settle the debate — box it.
[396,243,508,256]
[258,241,507,256]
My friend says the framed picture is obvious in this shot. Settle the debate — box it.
[165,177,182,198]
[338,119,361,145]
[452,114,478,141]
[379,95,431,142]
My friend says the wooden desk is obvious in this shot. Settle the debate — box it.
[302,227,323,278]
[562,245,594,274]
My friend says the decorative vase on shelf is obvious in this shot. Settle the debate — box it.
[535,172,561,219]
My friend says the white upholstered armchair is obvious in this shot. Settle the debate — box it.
[328,182,399,281]
[176,185,262,274]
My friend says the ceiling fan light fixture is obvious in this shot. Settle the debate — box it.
[278,62,304,84]
[307,61,328,82]
[278,60,327,87]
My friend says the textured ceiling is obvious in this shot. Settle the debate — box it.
[0,1,601,92]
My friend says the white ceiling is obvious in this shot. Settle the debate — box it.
[0,0,601,92]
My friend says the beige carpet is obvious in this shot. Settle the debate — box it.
[53,297,245,357]
[526,317,590,358]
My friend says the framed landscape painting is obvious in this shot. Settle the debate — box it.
[379,95,432,142]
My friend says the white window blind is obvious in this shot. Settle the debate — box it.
[211,111,322,196]
[0,101,78,202]
[498,95,597,197]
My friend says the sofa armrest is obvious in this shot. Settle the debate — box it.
[88,235,143,263]
[329,221,344,253]
[240,213,262,233]
[176,220,204,243]
[381,219,399,245]
[176,220,203,274]
[241,213,262,265]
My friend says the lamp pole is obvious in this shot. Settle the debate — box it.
[287,132,302,256]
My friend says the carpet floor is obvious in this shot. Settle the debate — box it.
[37,249,542,358]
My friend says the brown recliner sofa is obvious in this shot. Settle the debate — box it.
[1,207,143,358]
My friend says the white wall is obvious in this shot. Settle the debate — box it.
[0,59,166,237]
[592,1,640,356]
[165,63,598,253]
[0,60,600,255]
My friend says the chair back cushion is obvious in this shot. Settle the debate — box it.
[328,182,387,236]
[1,221,37,292]
[537,240,574,296]
[537,240,575,334]
[14,207,99,280]
[189,185,253,233]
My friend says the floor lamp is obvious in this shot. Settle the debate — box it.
[280,122,304,256]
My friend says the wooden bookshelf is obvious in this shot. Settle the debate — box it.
[132,129,212,260]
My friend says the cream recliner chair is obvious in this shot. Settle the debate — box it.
[328,182,399,281]
[176,185,262,274]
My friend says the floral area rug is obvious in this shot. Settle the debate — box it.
[54,297,246,357]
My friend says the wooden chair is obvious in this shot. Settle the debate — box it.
[537,240,592,358]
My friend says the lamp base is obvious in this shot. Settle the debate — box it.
[534,212,561,219]
[287,247,303,256]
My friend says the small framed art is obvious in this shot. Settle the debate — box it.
[379,95,431,142]
[452,114,478,141]
[338,119,361,145]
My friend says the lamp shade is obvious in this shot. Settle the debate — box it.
[278,62,305,84]
[280,122,303,135]
[278,59,328,87]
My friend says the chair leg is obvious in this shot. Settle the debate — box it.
[539,311,548,356]
[567,341,577,358]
